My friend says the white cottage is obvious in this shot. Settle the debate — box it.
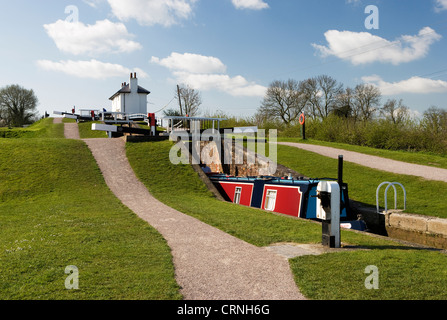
[109,73,150,115]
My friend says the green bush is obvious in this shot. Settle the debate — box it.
[278,115,447,154]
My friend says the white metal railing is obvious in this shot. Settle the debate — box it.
[128,113,146,120]
[376,181,407,214]
[101,112,147,123]
[101,111,129,121]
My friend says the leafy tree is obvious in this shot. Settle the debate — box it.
[0,84,38,127]
[163,108,182,117]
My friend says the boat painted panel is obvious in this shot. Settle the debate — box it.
[217,181,254,207]
[260,184,303,218]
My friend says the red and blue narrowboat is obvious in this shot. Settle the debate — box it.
[209,174,366,230]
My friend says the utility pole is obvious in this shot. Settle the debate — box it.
[177,85,183,115]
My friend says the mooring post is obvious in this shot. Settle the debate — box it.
[299,113,306,140]
[302,121,306,140]
[338,155,343,215]
[316,181,341,248]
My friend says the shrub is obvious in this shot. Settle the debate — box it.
[277,115,447,154]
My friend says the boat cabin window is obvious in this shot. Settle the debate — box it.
[234,187,242,204]
[265,190,277,211]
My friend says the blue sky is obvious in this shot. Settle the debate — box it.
[1,0,447,119]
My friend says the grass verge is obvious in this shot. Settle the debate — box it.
[0,138,181,299]
[275,144,447,218]
[126,140,447,300]
[278,137,447,170]
[291,248,447,300]
[0,118,64,139]
[62,118,108,139]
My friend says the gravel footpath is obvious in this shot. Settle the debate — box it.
[83,137,305,300]
[278,142,447,183]
[52,117,80,139]
[64,122,80,140]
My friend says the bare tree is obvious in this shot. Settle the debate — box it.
[352,84,381,122]
[302,75,343,119]
[422,106,447,135]
[332,87,354,119]
[381,99,409,124]
[258,79,306,126]
[175,84,202,117]
[0,84,38,127]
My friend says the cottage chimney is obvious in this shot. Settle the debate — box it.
[130,72,138,93]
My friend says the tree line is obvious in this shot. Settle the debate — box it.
[255,75,410,125]
[250,75,447,154]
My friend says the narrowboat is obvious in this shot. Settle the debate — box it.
[209,174,367,231]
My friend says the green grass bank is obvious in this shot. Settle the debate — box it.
[274,143,447,218]
[0,138,181,299]
[0,118,64,139]
[126,140,447,300]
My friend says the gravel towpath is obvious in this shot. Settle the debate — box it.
[84,137,306,300]
[278,142,447,183]
[64,122,80,140]
[52,117,80,139]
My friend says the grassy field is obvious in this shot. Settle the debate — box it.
[126,140,447,300]
[2,119,446,300]
[291,248,447,300]
[0,118,64,139]
[245,138,447,218]
[274,144,447,218]
[62,118,108,139]
[0,138,181,299]
[278,137,447,170]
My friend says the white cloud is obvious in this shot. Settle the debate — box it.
[151,52,266,97]
[107,0,197,27]
[82,0,102,8]
[312,27,442,65]
[173,72,267,96]
[37,59,148,79]
[435,0,447,12]
[345,0,361,5]
[44,19,142,56]
[150,52,226,74]
[362,75,447,95]
[232,0,269,10]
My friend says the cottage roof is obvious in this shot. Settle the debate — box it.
[109,83,151,100]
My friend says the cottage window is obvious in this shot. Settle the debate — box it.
[265,190,277,211]
[234,187,242,204]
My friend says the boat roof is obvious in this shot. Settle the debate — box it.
[209,174,322,185]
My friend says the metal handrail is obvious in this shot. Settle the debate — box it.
[376,181,407,213]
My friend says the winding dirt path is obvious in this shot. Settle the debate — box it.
[83,137,305,300]
[278,142,447,183]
